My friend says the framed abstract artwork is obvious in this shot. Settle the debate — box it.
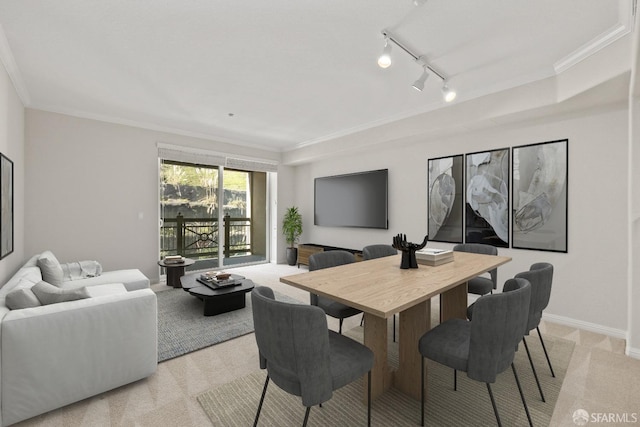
[0,153,13,259]
[512,139,568,252]
[465,148,510,247]
[428,154,463,243]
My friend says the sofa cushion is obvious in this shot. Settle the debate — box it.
[85,283,127,297]
[6,288,41,310]
[75,269,150,291]
[37,257,63,287]
[31,281,90,305]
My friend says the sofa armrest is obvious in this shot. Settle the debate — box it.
[0,289,157,426]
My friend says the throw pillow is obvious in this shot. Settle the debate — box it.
[31,281,90,305]
[5,288,42,310]
[37,257,64,287]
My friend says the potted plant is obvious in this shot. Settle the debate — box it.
[282,206,303,266]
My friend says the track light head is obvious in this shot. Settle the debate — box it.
[377,39,392,68]
[442,84,457,102]
[412,68,429,91]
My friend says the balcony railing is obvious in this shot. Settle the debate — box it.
[160,213,251,260]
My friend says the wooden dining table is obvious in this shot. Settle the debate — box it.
[280,251,511,402]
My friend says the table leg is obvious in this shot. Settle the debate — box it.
[440,282,468,321]
[394,299,430,400]
[166,266,186,288]
[363,312,392,401]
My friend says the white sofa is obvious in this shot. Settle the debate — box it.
[0,251,157,426]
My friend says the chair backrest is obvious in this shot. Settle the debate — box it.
[467,277,531,383]
[515,262,553,332]
[309,250,355,271]
[251,286,333,407]
[308,251,355,306]
[453,243,498,288]
[362,244,397,260]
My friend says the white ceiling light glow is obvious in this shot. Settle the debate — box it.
[379,30,457,102]
[442,84,457,102]
[377,39,392,68]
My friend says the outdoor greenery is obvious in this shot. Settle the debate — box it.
[161,162,249,216]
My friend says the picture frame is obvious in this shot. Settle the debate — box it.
[428,154,464,243]
[0,153,13,259]
[512,139,568,253]
[465,148,510,247]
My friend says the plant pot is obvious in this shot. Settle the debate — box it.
[286,247,298,266]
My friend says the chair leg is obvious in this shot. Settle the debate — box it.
[454,369,457,391]
[486,383,502,427]
[253,375,270,427]
[339,318,343,335]
[512,363,534,427]
[302,406,311,427]
[523,337,545,402]
[367,370,372,427]
[360,314,364,326]
[421,357,425,426]
[537,327,555,377]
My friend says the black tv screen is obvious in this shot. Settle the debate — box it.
[314,169,388,229]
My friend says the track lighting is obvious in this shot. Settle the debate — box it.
[379,30,457,101]
[377,39,392,68]
[412,68,429,91]
[442,84,457,102]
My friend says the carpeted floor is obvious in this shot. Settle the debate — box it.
[198,326,574,427]
[157,286,299,362]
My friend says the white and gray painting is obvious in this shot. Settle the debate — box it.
[512,140,568,252]
[465,149,509,247]
[428,155,463,243]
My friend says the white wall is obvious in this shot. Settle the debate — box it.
[293,105,630,336]
[0,59,25,284]
[24,109,281,282]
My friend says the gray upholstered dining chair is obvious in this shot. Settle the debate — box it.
[362,244,397,260]
[251,286,374,427]
[362,244,398,341]
[309,250,362,334]
[419,278,533,427]
[453,243,498,295]
[515,262,555,401]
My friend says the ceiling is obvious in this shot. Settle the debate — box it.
[0,1,634,153]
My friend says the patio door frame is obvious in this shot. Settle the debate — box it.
[157,143,277,271]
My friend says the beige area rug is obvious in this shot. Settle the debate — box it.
[197,326,574,426]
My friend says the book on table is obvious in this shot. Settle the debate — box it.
[197,272,244,289]
[163,255,185,264]
[415,248,454,266]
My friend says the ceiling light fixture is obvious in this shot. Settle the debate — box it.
[413,0,428,6]
[412,67,429,91]
[377,38,392,68]
[442,83,457,102]
[380,30,457,102]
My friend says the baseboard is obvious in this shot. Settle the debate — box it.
[542,313,627,340]
[626,346,640,359]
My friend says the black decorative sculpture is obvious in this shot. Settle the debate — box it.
[392,234,429,269]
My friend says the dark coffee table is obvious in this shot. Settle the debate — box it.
[180,273,255,316]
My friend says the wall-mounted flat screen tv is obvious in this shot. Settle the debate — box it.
[314,169,388,229]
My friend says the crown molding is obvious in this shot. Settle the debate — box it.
[554,23,631,74]
[0,22,30,105]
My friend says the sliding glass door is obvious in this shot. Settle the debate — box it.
[159,160,268,271]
